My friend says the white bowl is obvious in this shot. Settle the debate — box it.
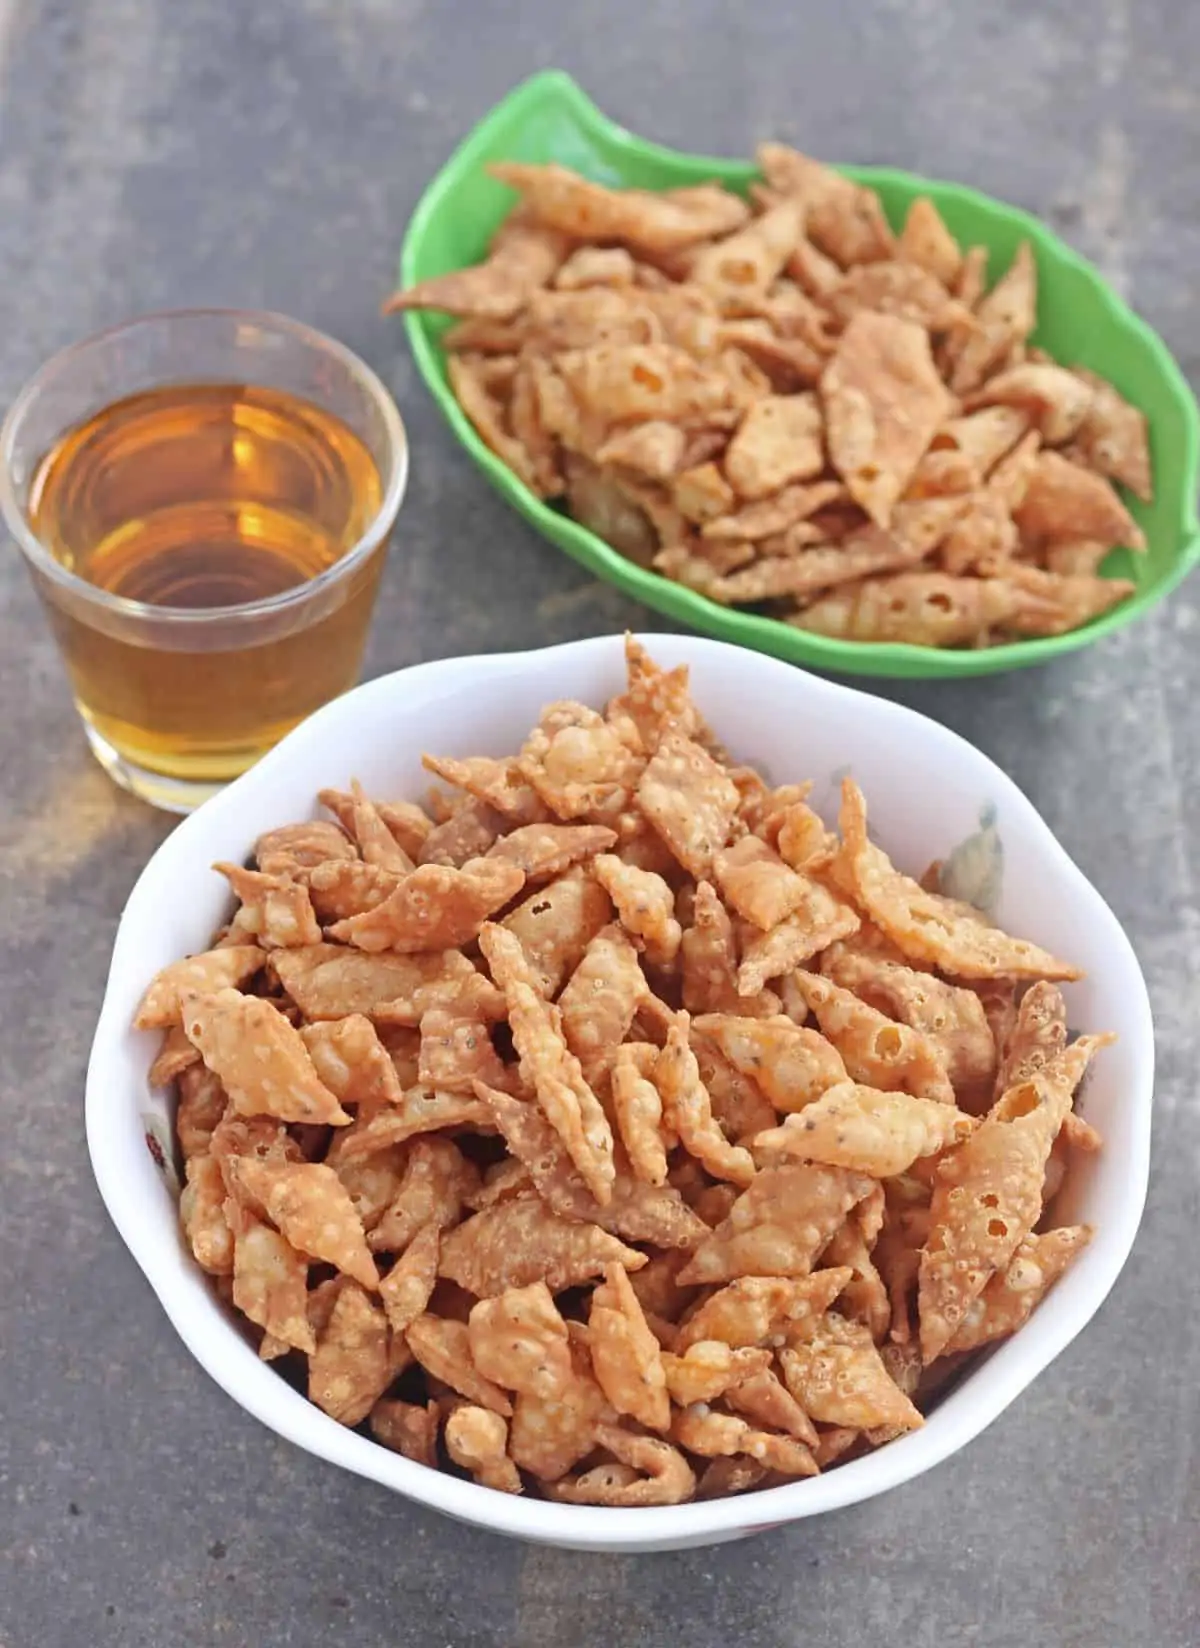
[87,634,1154,1553]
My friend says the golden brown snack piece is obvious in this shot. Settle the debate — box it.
[444,1406,523,1494]
[480,922,615,1204]
[587,1262,671,1432]
[384,222,566,318]
[438,1195,646,1298]
[694,1013,848,1113]
[558,923,647,1082]
[751,1082,973,1177]
[610,1043,670,1186]
[272,944,503,1025]
[822,951,996,1104]
[180,1154,234,1276]
[308,1282,393,1425]
[678,1162,875,1284]
[407,1314,514,1416]
[368,1137,479,1255]
[175,1063,227,1160]
[488,162,749,252]
[370,1398,441,1468]
[299,1014,402,1113]
[672,1408,818,1477]
[1015,449,1146,552]
[947,242,1037,394]
[416,1003,513,1096]
[660,1341,773,1406]
[822,310,951,527]
[637,733,741,879]
[781,1313,923,1431]
[213,863,322,949]
[675,1269,851,1352]
[1066,369,1152,501]
[736,882,861,996]
[500,867,613,997]
[918,1035,1112,1361]
[484,822,617,878]
[897,196,962,288]
[473,1080,706,1249]
[792,970,956,1103]
[993,980,1067,1097]
[591,855,682,968]
[255,819,355,876]
[332,1086,491,1160]
[328,858,525,954]
[225,1157,379,1290]
[181,989,351,1126]
[549,1425,696,1506]
[226,1203,312,1352]
[135,946,265,1029]
[943,1225,1092,1353]
[832,779,1081,980]
[378,1223,441,1335]
[656,1015,756,1186]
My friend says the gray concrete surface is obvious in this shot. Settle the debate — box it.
[1,1,1197,1643]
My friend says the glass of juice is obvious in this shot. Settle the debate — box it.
[1,309,408,812]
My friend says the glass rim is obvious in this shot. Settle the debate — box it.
[0,306,410,625]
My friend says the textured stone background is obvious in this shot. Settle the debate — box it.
[1,2,1197,1644]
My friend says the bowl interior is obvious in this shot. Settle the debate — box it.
[400,70,1200,681]
[88,635,1152,1548]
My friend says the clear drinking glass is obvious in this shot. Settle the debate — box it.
[1,309,408,813]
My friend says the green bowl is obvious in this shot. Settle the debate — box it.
[399,70,1200,679]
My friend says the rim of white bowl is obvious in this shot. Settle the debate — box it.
[86,634,1154,1548]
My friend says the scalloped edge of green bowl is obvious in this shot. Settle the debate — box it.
[400,69,1200,680]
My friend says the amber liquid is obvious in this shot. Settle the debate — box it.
[30,383,386,786]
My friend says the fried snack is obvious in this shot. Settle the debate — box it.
[671,1409,818,1477]
[558,923,647,1082]
[590,855,682,968]
[369,1138,479,1254]
[832,779,1080,980]
[660,1341,773,1406]
[792,970,956,1103]
[657,1015,756,1186]
[780,1313,923,1432]
[328,858,525,953]
[675,1270,851,1352]
[479,922,615,1204]
[751,1082,973,1177]
[224,1203,311,1350]
[438,1195,645,1297]
[225,1158,378,1289]
[181,989,351,1126]
[587,1262,671,1432]
[273,943,503,1025]
[300,1014,402,1113]
[444,1406,523,1494]
[135,945,264,1029]
[370,1398,441,1468]
[378,1222,441,1334]
[678,1163,875,1284]
[308,1283,393,1426]
[473,1080,706,1249]
[611,1043,670,1185]
[693,1013,848,1113]
[144,640,1111,1505]
[918,1035,1111,1361]
[397,155,1148,649]
[549,1425,696,1507]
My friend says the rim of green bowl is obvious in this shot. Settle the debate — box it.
[400,68,1200,679]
